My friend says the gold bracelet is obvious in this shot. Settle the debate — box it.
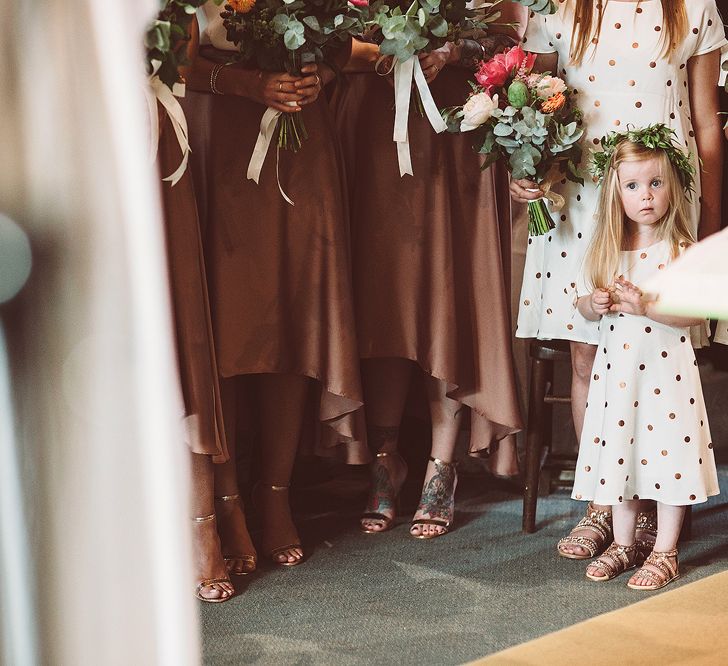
[210,62,231,95]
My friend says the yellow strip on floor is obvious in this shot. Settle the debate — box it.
[471,571,728,666]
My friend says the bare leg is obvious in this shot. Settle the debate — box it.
[628,503,684,588]
[214,377,257,575]
[255,373,309,565]
[360,358,412,532]
[410,376,463,538]
[190,452,233,600]
[559,341,611,557]
[586,500,638,579]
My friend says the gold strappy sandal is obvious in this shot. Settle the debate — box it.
[254,483,304,567]
[410,456,457,540]
[360,451,408,534]
[586,542,641,582]
[214,493,257,576]
[627,549,680,591]
[557,503,613,560]
[192,513,233,603]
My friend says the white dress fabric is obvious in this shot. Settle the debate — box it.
[572,241,720,506]
[517,0,728,345]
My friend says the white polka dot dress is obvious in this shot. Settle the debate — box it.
[517,0,728,345]
[572,241,720,506]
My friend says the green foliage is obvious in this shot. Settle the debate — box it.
[222,0,366,74]
[468,99,583,182]
[512,0,556,15]
[590,123,696,195]
[369,0,503,62]
[506,80,529,109]
[145,0,222,90]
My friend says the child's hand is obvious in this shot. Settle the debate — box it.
[609,277,647,316]
[589,288,612,317]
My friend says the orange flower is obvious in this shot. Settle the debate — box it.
[228,0,256,13]
[541,92,566,113]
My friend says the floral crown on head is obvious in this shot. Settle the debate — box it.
[590,123,696,196]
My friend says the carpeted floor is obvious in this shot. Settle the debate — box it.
[200,464,728,665]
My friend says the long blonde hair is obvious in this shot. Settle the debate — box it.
[567,0,688,65]
[585,141,695,290]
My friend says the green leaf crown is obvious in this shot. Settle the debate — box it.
[590,123,696,195]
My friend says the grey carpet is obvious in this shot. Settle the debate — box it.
[201,464,728,666]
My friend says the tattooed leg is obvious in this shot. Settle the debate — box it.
[360,426,408,533]
[410,457,457,539]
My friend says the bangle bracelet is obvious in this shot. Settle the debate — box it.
[210,62,231,95]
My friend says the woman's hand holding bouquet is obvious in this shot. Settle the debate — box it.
[442,45,584,236]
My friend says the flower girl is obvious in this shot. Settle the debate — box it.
[572,125,719,590]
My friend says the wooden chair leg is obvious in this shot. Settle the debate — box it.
[523,356,549,533]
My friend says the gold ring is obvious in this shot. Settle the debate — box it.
[433,65,439,73]
[278,82,282,91]
[315,74,321,86]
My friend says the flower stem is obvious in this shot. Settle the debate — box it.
[527,199,557,237]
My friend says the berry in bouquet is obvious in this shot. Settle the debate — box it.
[442,44,584,236]
[221,0,367,153]
[366,0,505,176]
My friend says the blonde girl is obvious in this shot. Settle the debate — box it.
[571,128,719,589]
[510,0,726,559]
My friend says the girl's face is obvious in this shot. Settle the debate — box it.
[617,157,670,229]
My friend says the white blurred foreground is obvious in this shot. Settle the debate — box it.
[0,2,198,665]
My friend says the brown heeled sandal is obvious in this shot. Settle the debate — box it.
[192,513,233,603]
[627,548,680,591]
[586,542,641,582]
[410,457,457,540]
[557,503,613,560]
[360,451,408,534]
[214,493,257,575]
[254,483,304,567]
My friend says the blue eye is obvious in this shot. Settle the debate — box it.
[626,182,637,190]
[651,179,662,188]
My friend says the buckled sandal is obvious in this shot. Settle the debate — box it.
[586,542,641,582]
[635,507,658,561]
[557,503,613,560]
[253,483,304,567]
[627,549,680,591]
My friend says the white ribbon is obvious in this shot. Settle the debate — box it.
[247,106,295,205]
[145,61,190,186]
[391,56,448,177]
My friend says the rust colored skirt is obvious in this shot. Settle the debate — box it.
[183,89,367,463]
[333,69,523,455]
[158,110,228,462]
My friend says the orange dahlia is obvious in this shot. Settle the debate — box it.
[228,0,256,13]
[541,92,566,113]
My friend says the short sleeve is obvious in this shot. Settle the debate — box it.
[692,0,728,57]
[522,10,557,54]
[575,256,591,301]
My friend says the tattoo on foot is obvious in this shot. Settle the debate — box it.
[415,460,456,522]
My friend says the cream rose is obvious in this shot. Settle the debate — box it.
[460,92,499,132]
[536,75,567,99]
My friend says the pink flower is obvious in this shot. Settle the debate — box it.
[475,45,536,93]
[348,0,369,6]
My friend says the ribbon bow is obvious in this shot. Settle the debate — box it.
[145,60,190,186]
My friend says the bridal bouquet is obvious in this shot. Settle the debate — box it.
[222,0,367,153]
[442,45,584,236]
[367,0,504,175]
